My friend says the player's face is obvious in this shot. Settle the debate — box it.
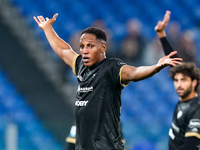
[173,73,196,101]
[79,33,106,67]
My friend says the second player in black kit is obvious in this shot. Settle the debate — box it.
[169,95,200,149]
[155,10,200,150]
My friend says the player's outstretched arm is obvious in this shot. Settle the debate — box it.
[33,13,77,68]
[155,10,171,38]
[121,51,182,84]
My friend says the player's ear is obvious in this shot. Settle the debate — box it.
[100,43,106,53]
[192,79,197,88]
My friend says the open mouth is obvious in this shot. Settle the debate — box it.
[83,57,89,63]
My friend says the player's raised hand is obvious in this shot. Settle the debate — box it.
[33,13,58,30]
[155,10,171,32]
[157,51,182,68]
[155,10,171,37]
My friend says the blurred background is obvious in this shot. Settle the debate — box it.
[0,0,200,149]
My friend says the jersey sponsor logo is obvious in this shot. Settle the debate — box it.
[77,85,93,93]
[75,100,88,106]
[118,62,126,66]
[189,119,200,128]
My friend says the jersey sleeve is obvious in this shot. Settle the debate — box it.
[111,58,130,87]
[185,109,200,139]
[119,65,131,87]
[72,54,81,75]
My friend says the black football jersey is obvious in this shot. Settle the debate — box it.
[72,55,128,150]
[168,96,200,149]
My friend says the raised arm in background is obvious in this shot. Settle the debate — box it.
[155,10,178,58]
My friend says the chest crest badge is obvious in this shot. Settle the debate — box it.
[177,111,183,119]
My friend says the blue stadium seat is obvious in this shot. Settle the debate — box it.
[0,69,62,149]
[132,138,156,150]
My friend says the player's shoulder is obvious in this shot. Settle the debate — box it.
[106,57,126,66]
[76,55,82,63]
[192,96,200,105]
[196,97,200,107]
[187,96,200,112]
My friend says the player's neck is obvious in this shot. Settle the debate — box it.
[180,92,198,102]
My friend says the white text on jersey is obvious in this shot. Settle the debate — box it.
[75,100,88,106]
[77,85,93,93]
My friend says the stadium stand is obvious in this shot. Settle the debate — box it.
[0,69,62,150]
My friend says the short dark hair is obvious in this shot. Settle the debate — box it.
[169,62,200,92]
[81,27,107,42]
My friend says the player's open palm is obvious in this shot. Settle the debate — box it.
[33,13,58,30]
[157,51,182,67]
